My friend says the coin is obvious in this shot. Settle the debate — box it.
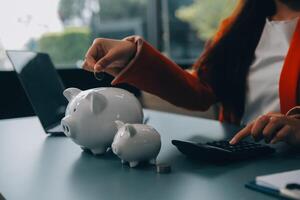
[94,71,105,81]
[156,163,171,174]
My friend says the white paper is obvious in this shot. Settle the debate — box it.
[256,169,300,190]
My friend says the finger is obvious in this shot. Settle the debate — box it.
[85,45,99,66]
[265,112,284,117]
[83,42,104,71]
[86,55,97,67]
[270,125,291,144]
[122,36,135,43]
[262,117,285,143]
[251,115,270,142]
[94,49,123,72]
[230,123,253,145]
[94,54,111,72]
[82,55,97,72]
[288,114,300,120]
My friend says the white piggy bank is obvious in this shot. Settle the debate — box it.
[61,87,143,155]
[112,121,161,167]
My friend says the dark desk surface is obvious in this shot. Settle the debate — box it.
[0,109,299,200]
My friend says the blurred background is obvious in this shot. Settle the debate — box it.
[0,0,236,69]
[0,0,236,119]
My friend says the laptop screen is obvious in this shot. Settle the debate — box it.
[6,51,67,130]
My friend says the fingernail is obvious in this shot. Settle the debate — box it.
[270,139,276,144]
[94,65,102,72]
[229,139,235,145]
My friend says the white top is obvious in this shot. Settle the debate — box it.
[241,18,298,125]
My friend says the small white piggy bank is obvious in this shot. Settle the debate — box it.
[61,87,143,155]
[112,121,161,167]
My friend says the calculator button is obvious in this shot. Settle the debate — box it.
[172,139,276,162]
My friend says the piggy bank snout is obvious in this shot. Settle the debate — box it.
[61,116,74,138]
[112,143,121,156]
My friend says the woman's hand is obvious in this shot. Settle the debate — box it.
[230,113,300,146]
[82,38,137,77]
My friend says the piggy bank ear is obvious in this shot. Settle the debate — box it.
[63,88,81,102]
[125,124,136,137]
[115,120,125,130]
[87,92,107,114]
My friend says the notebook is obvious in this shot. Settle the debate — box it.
[256,169,300,190]
[246,169,300,199]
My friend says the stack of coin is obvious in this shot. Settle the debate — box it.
[156,163,172,174]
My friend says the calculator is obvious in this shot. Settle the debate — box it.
[172,140,275,162]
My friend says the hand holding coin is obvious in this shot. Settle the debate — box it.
[94,70,105,81]
[82,38,137,78]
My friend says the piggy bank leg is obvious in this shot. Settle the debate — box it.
[129,161,139,168]
[81,147,93,154]
[90,147,107,155]
[81,147,89,151]
[149,158,157,165]
[121,160,127,164]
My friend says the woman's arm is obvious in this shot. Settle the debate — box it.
[83,36,216,111]
[112,36,216,111]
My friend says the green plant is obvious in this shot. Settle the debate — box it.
[176,0,237,40]
[38,27,91,66]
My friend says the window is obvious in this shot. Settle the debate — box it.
[164,0,236,64]
[0,0,236,70]
[0,0,147,70]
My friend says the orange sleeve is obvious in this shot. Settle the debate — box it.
[111,36,216,111]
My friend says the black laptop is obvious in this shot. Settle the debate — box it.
[6,50,67,135]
